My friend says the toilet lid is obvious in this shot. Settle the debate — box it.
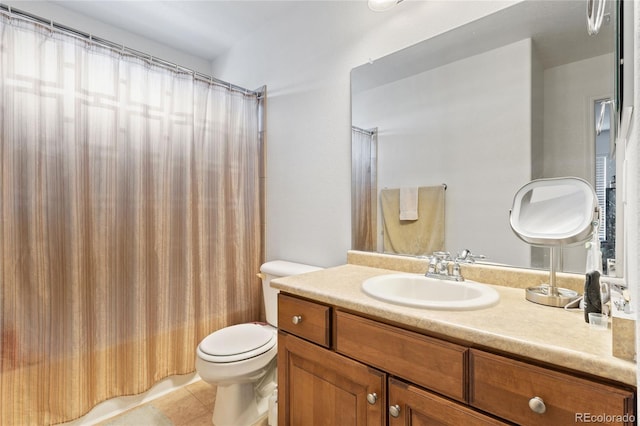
[199,323,275,362]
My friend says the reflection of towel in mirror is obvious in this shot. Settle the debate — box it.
[380,185,445,256]
[399,187,418,220]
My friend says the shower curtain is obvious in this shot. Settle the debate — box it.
[0,13,264,425]
[351,126,377,252]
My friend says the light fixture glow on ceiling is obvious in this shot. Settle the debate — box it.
[368,0,403,12]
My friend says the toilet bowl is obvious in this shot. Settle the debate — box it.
[195,260,321,426]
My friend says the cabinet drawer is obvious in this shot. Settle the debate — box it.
[388,378,506,425]
[278,294,331,347]
[336,310,467,402]
[469,350,635,426]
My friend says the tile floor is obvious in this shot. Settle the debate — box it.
[97,381,270,426]
[98,380,216,426]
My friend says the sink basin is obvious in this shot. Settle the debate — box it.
[361,274,500,310]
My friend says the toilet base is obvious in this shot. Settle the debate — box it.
[212,382,269,426]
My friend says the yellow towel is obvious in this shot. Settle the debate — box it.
[380,185,445,256]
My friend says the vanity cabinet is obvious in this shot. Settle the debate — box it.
[277,293,636,426]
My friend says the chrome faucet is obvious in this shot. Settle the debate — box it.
[436,255,449,276]
[425,249,486,282]
[425,252,458,281]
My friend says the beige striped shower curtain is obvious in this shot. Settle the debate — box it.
[0,13,264,424]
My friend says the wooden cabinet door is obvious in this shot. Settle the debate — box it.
[388,378,506,426]
[278,331,386,426]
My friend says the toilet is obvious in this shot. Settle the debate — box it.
[195,260,322,426]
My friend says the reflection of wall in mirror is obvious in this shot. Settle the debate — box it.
[537,53,613,273]
[353,38,613,273]
[353,38,534,267]
[543,53,613,180]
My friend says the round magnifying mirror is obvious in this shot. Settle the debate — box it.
[509,177,599,307]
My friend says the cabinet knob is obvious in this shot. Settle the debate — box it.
[366,393,378,405]
[292,315,303,325]
[389,404,401,418]
[528,396,546,414]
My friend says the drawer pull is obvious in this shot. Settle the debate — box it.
[528,396,546,414]
[292,315,303,325]
[366,392,378,405]
[389,404,401,418]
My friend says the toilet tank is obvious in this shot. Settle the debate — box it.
[260,261,322,327]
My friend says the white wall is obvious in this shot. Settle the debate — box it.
[543,53,614,182]
[211,1,517,267]
[352,38,533,266]
[531,41,544,181]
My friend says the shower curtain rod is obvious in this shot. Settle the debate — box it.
[0,3,263,98]
[352,126,376,136]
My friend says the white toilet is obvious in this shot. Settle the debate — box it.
[195,260,322,426]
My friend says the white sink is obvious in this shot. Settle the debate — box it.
[361,274,500,310]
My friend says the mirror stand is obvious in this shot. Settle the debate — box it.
[525,247,580,307]
[510,177,599,308]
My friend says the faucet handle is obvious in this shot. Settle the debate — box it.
[433,252,450,275]
[451,262,464,281]
[455,249,485,263]
[427,255,438,274]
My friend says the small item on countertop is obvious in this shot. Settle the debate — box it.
[584,270,602,323]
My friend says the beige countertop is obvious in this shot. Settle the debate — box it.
[271,263,636,387]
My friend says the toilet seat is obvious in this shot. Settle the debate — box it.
[198,323,276,363]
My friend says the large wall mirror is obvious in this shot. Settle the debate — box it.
[351,0,621,274]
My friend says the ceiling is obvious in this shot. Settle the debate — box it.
[36,0,614,80]
[352,0,616,94]
[47,0,305,61]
